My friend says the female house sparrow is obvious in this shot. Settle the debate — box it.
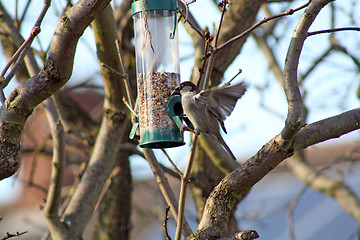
[171,81,247,160]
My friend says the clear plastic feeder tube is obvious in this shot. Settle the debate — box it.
[132,0,184,148]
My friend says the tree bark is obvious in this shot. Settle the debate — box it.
[90,5,133,239]
[92,149,132,240]
[61,3,130,237]
[0,0,111,181]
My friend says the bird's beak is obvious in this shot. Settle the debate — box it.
[171,87,180,96]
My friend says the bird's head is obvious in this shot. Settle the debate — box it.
[171,81,199,96]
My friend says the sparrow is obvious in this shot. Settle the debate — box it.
[171,81,247,160]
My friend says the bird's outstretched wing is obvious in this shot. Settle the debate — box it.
[194,81,247,133]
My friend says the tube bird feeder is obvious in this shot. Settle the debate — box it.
[131,0,185,148]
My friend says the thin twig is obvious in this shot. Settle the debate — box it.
[178,1,205,40]
[174,135,198,240]
[163,206,172,240]
[0,43,31,93]
[202,50,216,90]
[34,0,51,27]
[307,27,360,36]
[52,94,95,146]
[287,161,332,240]
[143,148,193,237]
[29,141,47,189]
[331,41,360,70]
[123,97,138,117]
[302,46,333,80]
[161,148,183,177]
[0,0,50,79]
[287,184,307,240]
[200,0,231,89]
[15,175,48,193]
[0,26,40,80]
[93,167,121,213]
[116,39,135,108]
[223,69,242,86]
[101,62,128,79]
[179,0,196,23]
[196,32,213,88]
[215,0,228,47]
[1,231,28,240]
[215,0,311,52]
[0,0,51,106]
[18,0,33,27]
[0,30,38,107]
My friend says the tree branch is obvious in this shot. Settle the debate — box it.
[175,136,198,240]
[293,108,360,151]
[286,151,360,226]
[62,4,128,236]
[188,107,360,239]
[210,0,266,84]
[187,1,352,238]
[308,27,360,36]
[281,0,332,142]
[43,97,65,217]
[0,0,111,181]
[144,148,193,237]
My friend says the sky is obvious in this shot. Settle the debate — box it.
[0,0,359,194]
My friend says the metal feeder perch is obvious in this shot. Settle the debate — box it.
[130,0,185,148]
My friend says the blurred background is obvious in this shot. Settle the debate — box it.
[0,0,359,239]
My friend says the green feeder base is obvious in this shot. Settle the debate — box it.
[140,127,185,148]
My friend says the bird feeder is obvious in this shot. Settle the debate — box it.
[131,0,185,148]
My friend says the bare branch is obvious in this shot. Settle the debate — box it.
[0,0,111,180]
[287,151,360,225]
[93,166,121,213]
[178,0,198,24]
[161,148,183,177]
[62,4,128,235]
[0,0,49,106]
[1,231,28,240]
[308,27,360,36]
[293,108,360,151]
[52,94,95,145]
[101,62,128,79]
[197,32,214,89]
[116,39,135,108]
[163,206,172,240]
[187,108,360,239]
[186,3,355,235]
[144,148,193,237]
[281,0,333,142]
[43,97,65,217]
[302,46,333,80]
[215,0,311,52]
[217,230,259,240]
[214,0,229,48]
[175,136,198,240]
[0,0,50,78]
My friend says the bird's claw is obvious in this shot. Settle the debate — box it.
[180,125,195,134]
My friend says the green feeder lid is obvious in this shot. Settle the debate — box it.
[132,0,178,15]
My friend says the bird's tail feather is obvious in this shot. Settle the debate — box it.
[216,135,236,160]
